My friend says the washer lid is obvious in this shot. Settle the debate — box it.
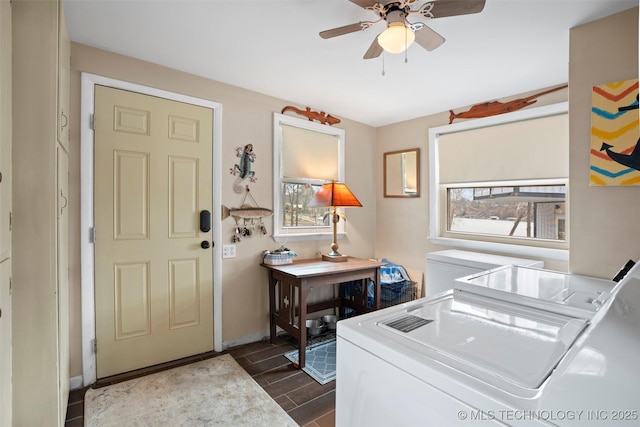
[455,265,614,318]
[377,292,588,389]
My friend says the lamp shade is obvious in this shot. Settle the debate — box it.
[309,182,362,208]
[377,22,415,54]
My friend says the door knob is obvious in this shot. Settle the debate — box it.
[201,240,210,249]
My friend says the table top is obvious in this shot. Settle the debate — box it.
[261,257,385,278]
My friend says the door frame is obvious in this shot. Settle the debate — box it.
[80,73,223,386]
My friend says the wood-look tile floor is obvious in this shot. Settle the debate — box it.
[64,336,335,427]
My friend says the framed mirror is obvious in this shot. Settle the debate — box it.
[384,148,420,197]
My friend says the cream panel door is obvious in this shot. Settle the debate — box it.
[0,259,10,427]
[0,1,11,423]
[94,85,213,378]
[56,1,69,151]
[56,145,69,424]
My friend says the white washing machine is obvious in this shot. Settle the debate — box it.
[336,260,640,426]
[425,250,544,297]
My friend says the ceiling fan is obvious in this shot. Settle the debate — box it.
[320,0,486,59]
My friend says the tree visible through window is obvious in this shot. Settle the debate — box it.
[281,182,329,228]
[273,113,344,240]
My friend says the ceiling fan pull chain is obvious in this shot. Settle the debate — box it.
[381,53,386,76]
[405,26,409,64]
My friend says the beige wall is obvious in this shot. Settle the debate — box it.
[68,43,377,378]
[568,7,640,278]
[374,7,639,287]
[375,88,569,285]
[67,7,638,383]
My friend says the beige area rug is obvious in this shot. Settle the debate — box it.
[84,354,298,427]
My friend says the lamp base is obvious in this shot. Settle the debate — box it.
[322,253,348,262]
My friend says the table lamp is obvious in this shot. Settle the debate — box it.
[308,181,362,262]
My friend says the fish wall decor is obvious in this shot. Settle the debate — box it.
[222,186,273,242]
[448,84,568,124]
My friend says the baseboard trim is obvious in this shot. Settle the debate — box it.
[222,330,269,350]
[70,375,84,390]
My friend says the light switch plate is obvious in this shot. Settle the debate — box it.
[222,244,236,258]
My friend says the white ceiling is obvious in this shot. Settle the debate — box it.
[63,0,638,127]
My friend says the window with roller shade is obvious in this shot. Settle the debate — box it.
[273,113,345,240]
[429,103,569,255]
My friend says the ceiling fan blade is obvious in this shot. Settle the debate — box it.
[363,37,383,59]
[420,0,486,19]
[414,24,445,51]
[349,0,379,9]
[320,22,366,39]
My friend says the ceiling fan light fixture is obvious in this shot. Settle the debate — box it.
[377,22,415,54]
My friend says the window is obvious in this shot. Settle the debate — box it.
[447,183,566,240]
[428,102,569,259]
[273,113,345,241]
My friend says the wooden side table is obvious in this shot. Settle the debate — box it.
[261,257,385,368]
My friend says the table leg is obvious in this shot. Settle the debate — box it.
[298,284,309,369]
[268,272,277,344]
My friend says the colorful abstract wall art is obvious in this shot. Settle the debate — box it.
[590,79,640,186]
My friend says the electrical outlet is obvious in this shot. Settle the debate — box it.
[222,244,236,258]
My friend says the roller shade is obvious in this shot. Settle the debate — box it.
[282,124,339,180]
[438,113,568,184]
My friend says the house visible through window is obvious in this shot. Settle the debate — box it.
[447,184,566,240]
[273,114,345,241]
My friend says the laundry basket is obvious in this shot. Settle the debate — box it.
[342,258,418,314]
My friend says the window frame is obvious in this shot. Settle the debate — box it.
[428,102,569,260]
[442,178,568,245]
[273,113,346,242]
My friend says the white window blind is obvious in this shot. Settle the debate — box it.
[281,124,339,181]
[438,113,568,184]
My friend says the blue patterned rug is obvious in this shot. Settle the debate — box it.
[284,339,336,385]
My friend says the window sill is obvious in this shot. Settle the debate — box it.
[429,236,569,261]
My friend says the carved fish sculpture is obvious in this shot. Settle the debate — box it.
[449,84,568,124]
[222,204,273,221]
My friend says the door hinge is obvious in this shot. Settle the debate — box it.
[89,227,96,243]
[92,339,97,354]
[8,211,11,231]
[90,113,95,131]
[8,276,11,295]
